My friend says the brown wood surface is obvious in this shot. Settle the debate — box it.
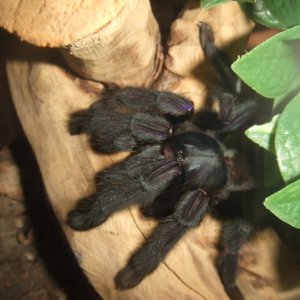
[2,0,300,299]
[60,0,163,86]
[0,0,163,86]
[0,0,126,47]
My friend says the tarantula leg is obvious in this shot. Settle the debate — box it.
[92,111,174,152]
[194,94,257,133]
[95,87,194,118]
[67,146,181,231]
[218,219,253,300]
[68,109,91,135]
[141,175,184,219]
[69,110,173,152]
[197,22,257,132]
[69,88,194,152]
[198,22,240,94]
[219,99,257,133]
[115,189,210,290]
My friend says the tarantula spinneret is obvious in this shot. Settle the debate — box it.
[67,22,257,299]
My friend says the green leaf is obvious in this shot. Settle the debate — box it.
[263,0,300,29]
[201,0,229,8]
[264,179,300,229]
[241,0,300,30]
[240,0,286,29]
[263,151,282,187]
[272,93,292,113]
[245,115,279,153]
[201,0,253,9]
[275,94,300,183]
[232,25,300,107]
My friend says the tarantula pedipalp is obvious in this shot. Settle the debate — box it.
[67,22,257,299]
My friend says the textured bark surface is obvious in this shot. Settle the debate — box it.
[2,0,300,299]
[0,0,126,47]
[0,0,163,87]
[60,0,163,86]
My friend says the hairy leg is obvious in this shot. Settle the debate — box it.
[197,22,257,133]
[68,88,194,152]
[141,175,184,219]
[91,111,174,152]
[67,146,181,231]
[115,189,210,290]
[93,87,194,118]
[199,22,240,94]
[217,218,253,300]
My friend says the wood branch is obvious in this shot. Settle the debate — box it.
[4,1,300,299]
[0,1,163,87]
[60,0,163,86]
[0,0,127,47]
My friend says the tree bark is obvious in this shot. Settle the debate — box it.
[60,0,163,86]
[0,0,127,47]
[2,1,300,299]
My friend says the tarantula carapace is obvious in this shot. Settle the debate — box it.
[67,23,257,299]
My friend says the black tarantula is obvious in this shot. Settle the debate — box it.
[67,23,258,299]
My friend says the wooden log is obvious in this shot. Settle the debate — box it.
[0,0,127,47]
[4,0,300,299]
[0,0,163,87]
[60,0,163,86]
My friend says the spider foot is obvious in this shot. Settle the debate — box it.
[67,197,109,231]
[218,253,245,300]
[68,110,90,135]
[115,264,144,290]
[217,219,253,300]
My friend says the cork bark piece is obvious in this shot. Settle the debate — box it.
[60,0,163,86]
[0,0,126,47]
[0,1,163,86]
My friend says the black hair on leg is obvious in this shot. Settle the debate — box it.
[198,22,240,94]
[115,189,210,290]
[217,219,253,300]
[67,146,181,231]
